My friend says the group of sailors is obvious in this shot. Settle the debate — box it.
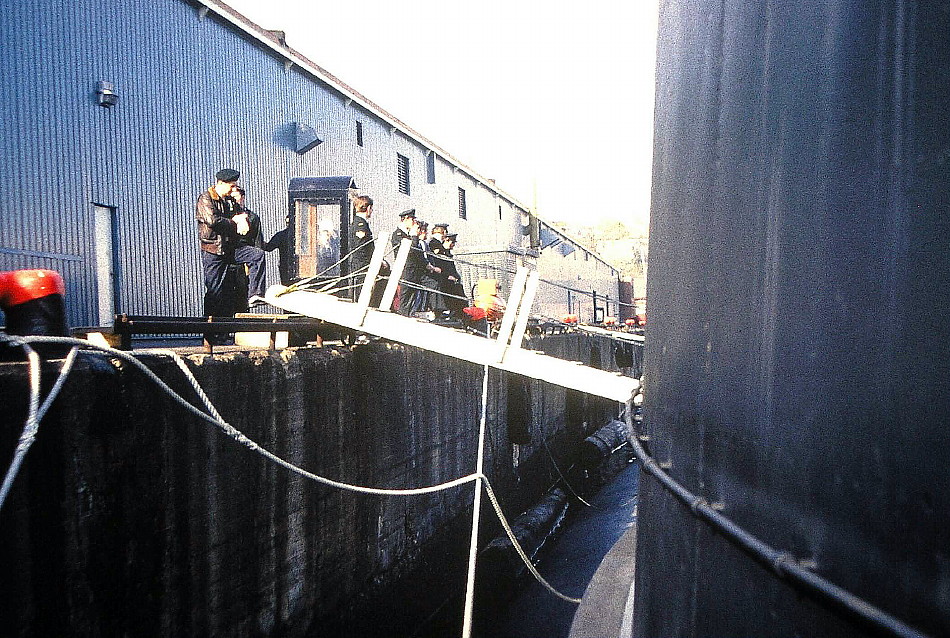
[195,169,484,329]
[347,196,467,322]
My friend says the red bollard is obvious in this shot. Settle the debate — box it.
[0,269,68,337]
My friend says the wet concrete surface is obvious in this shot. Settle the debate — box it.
[489,460,639,638]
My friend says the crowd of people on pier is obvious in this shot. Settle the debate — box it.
[194,168,486,331]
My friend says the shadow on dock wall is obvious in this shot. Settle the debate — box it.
[0,332,632,637]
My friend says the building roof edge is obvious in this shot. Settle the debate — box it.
[193,0,532,212]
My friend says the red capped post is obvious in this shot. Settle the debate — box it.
[0,269,68,337]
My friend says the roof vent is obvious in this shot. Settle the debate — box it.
[293,122,322,154]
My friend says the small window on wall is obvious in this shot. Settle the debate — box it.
[356,121,364,147]
[397,153,410,195]
[458,187,467,219]
[426,153,436,184]
[498,204,502,220]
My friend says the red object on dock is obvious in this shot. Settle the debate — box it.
[0,269,68,336]
[0,270,65,308]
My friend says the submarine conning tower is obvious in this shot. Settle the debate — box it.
[636,3,949,637]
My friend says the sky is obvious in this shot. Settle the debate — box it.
[223,0,660,234]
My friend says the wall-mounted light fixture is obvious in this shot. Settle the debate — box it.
[96,81,118,108]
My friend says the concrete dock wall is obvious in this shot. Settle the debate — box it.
[0,332,634,637]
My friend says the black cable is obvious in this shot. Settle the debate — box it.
[622,400,931,638]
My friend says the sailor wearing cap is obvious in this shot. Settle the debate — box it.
[390,209,417,250]
[390,210,426,315]
[427,223,451,313]
[441,232,467,320]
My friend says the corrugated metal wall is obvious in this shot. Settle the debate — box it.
[0,1,99,327]
[535,248,620,322]
[0,0,617,328]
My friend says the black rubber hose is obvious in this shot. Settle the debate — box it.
[623,400,930,638]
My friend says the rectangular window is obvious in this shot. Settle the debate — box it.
[356,121,363,146]
[458,187,467,219]
[315,205,341,277]
[294,201,340,278]
[426,153,436,184]
[295,201,312,256]
[498,205,502,220]
[397,153,410,195]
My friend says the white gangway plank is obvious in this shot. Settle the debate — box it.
[264,261,638,402]
[265,250,640,403]
[265,287,636,402]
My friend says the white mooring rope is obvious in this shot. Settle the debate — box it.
[0,341,78,510]
[1,336,583,630]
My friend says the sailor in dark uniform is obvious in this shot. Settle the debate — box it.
[441,233,467,320]
[413,220,440,314]
[348,195,376,301]
[427,223,451,313]
[263,216,296,286]
[390,209,425,315]
[429,223,449,253]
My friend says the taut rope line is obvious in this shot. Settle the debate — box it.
[1,336,583,611]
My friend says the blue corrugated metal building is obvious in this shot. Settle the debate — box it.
[0,0,620,328]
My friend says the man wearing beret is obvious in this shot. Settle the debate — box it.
[195,168,266,321]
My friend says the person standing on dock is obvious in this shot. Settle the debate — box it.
[229,184,267,312]
[390,209,425,315]
[263,215,295,286]
[347,194,384,305]
[230,185,264,251]
[195,168,266,320]
[441,232,467,321]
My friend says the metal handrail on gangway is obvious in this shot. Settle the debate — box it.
[264,237,640,403]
